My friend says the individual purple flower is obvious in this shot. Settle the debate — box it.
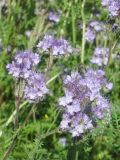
[6,51,40,79]
[84,69,107,100]
[106,82,113,90]
[70,113,93,137]
[84,69,113,100]
[37,35,54,52]
[60,113,71,130]
[92,96,110,119]
[63,71,91,106]
[89,21,103,32]
[24,71,49,103]
[59,90,73,107]
[48,11,60,23]
[101,0,109,6]
[37,35,73,56]
[90,47,109,66]
[60,112,93,137]
[85,27,95,43]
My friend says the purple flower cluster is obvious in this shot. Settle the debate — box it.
[108,0,120,17]
[59,69,112,137]
[101,0,109,6]
[48,11,60,23]
[7,51,40,79]
[102,0,120,17]
[89,21,103,32]
[85,21,104,43]
[37,35,73,56]
[24,71,49,103]
[92,95,110,119]
[7,51,49,103]
[85,27,96,43]
[90,47,109,66]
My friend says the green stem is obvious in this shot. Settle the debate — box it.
[15,98,20,130]
[60,2,72,37]
[75,150,79,160]
[72,5,76,44]
[5,101,28,127]
[46,109,60,133]
[103,37,107,65]
[107,40,117,66]
[81,0,86,64]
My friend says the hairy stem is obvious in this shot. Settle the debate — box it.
[3,82,21,160]
[24,104,36,124]
[107,40,117,66]
[75,150,79,160]
[72,5,76,44]
[15,98,20,130]
[81,0,86,64]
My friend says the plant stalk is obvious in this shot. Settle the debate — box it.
[72,5,76,44]
[81,0,86,64]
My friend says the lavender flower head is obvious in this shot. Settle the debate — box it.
[92,95,110,119]
[85,20,106,43]
[24,71,49,103]
[108,0,120,17]
[7,50,49,103]
[59,69,112,137]
[90,47,109,66]
[37,35,73,56]
[7,51,40,79]
[85,27,95,43]
[101,0,120,17]
[48,11,61,23]
[101,0,109,6]
[89,21,103,32]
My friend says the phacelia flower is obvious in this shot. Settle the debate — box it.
[37,35,73,56]
[108,0,120,17]
[7,51,40,79]
[83,20,106,43]
[92,95,110,119]
[90,47,109,66]
[24,71,49,103]
[85,27,95,43]
[70,113,93,137]
[101,0,109,6]
[48,11,60,23]
[102,0,120,17]
[89,21,103,32]
[7,50,49,103]
[59,69,112,137]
